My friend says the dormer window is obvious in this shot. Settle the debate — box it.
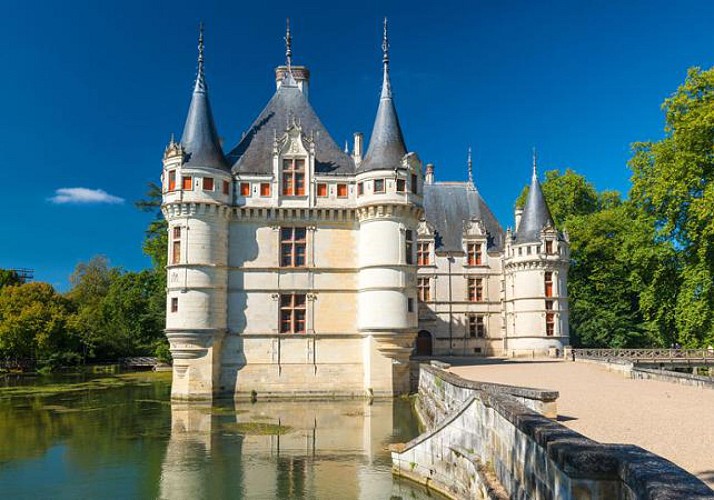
[282,158,305,196]
[545,240,554,254]
[467,243,482,266]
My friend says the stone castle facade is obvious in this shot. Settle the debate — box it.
[161,24,569,400]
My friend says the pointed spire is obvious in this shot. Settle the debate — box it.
[467,146,474,186]
[180,23,229,171]
[515,148,554,243]
[285,18,292,73]
[381,17,392,99]
[358,17,407,173]
[194,22,206,93]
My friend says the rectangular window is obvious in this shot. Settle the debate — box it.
[280,294,306,333]
[544,271,553,297]
[417,242,431,266]
[467,243,482,266]
[260,183,271,197]
[280,227,307,267]
[469,315,485,338]
[282,158,306,196]
[418,277,431,302]
[467,277,483,302]
[182,176,193,190]
[168,170,176,191]
[545,240,554,254]
[411,174,418,194]
[336,183,348,198]
[317,183,328,197]
[405,230,414,265]
[171,226,181,265]
[396,178,406,193]
[374,179,385,193]
[223,180,230,195]
[545,299,553,311]
[240,182,251,196]
[357,182,364,196]
[546,312,555,336]
[407,298,414,313]
[202,177,214,191]
[171,297,178,313]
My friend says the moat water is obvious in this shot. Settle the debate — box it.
[0,373,438,499]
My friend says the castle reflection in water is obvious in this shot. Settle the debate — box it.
[159,400,435,499]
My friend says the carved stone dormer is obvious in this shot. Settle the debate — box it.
[273,120,314,200]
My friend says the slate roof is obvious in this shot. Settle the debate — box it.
[227,81,355,175]
[515,172,555,243]
[424,183,505,252]
[358,70,407,173]
[180,31,229,172]
[181,85,230,171]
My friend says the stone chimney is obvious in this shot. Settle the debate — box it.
[353,132,364,165]
[515,208,523,231]
[275,65,310,98]
[425,163,435,185]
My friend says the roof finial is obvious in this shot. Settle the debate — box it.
[532,147,538,178]
[467,146,474,185]
[194,22,206,93]
[285,17,293,74]
[380,17,392,99]
[344,140,349,154]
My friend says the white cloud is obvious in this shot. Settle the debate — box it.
[49,187,125,205]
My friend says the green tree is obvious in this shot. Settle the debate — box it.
[67,256,118,359]
[136,182,167,269]
[629,66,714,347]
[136,182,169,361]
[98,270,164,359]
[0,270,23,289]
[0,282,79,363]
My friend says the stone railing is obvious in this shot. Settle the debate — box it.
[574,348,714,365]
[392,365,714,499]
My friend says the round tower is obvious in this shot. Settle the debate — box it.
[356,19,422,396]
[161,26,231,399]
[503,152,570,356]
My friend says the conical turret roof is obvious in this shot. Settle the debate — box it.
[358,19,407,173]
[515,162,555,243]
[180,26,229,171]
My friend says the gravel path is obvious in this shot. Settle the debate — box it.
[448,359,714,488]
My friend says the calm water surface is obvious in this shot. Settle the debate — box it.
[0,373,439,499]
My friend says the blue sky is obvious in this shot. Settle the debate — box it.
[1,0,713,290]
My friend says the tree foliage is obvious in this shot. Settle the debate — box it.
[629,66,714,347]
[0,283,79,363]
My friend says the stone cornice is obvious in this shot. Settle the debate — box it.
[162,201,231,219]
[356,203,423,222]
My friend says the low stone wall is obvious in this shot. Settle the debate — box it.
[574,357,714,391]
[631,366,714,390]
[392,365,714,499]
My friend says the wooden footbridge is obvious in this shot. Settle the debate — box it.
[573,348,714,368]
